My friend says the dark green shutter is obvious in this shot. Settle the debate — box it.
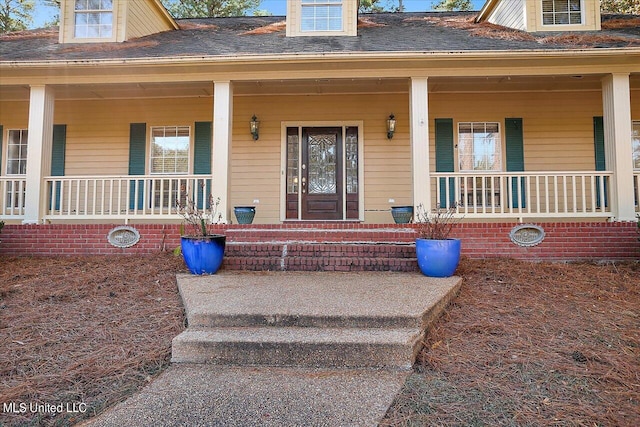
[505,118,525,208]
[194,122,212,174]
[194,122,212,208]
[435,118,455,207]
[128,123,146,210]
[51,125,66,210]
[593,116,608,207]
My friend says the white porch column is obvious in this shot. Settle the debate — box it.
[410,77,431,211]
[212,81,233,223]
[602,73,635,221]
[23,85,55,224]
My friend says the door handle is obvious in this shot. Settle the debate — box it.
[301,177,306,193]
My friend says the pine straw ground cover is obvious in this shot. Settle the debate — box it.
[382,259,640,427]
[0,254,186,426]
[0,256,638,426]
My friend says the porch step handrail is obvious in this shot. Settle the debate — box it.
[431,171,614,218]
[43,174,214,221]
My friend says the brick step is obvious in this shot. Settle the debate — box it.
[222,242,417,272]
[171,326,420,369]
[223,227,417,243]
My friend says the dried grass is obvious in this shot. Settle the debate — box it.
[602,17,640,30]
[0,28,57,40]
[241,21,286,35]
[0,254,186,426]
[58,39,160,54]
[177,22,218,31]
[539,33,640,47]
[382,258,640,426]
[410,14,640,47]
[358,17,386,28]
[413,15,536,42]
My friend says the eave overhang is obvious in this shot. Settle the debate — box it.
[1,48,639,86]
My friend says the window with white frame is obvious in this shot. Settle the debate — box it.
[6,129,28,175]
[458,122,502,207]
[542,0,582,25]
[5,129,28,209]
[458,122,502,172]
[633,121,640,170]
[150,126,190,209]
[74,0,113,39]
[301,0,343,32]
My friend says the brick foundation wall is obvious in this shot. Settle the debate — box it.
[0,222,637,264]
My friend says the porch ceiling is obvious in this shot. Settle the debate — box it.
[1,74,638,101]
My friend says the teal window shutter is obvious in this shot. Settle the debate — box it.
[435,118,455,208]
[505,118,525,208]
[593,116,608,208]
[128,123,146,210]
[194,121,212,208]
[51,125,66,210]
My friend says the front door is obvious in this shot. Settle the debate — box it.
[302,127,343,220]
[285,126,359,221]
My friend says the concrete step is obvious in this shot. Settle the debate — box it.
[172,272,462,370]
[186,311,422,329]
[171,326,421,369]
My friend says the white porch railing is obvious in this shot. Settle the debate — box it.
[0,177,27,218]
[431,171,614,219]
[43,175,214,221]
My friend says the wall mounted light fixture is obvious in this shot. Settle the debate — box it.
[250,115,260,140]
[386,114,396,139]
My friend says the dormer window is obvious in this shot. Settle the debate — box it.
[542,0,583,26]
[286,0,356,37]
[301,0,343,32]
[74,0,113,39]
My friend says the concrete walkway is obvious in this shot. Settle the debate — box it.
[83,271,461,427]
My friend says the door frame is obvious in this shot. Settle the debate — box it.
[280,121,364,221]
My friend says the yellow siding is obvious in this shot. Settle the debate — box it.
[0,101,29,176]
[59,0,173,43]
[53,98,212,176]
[632,89,639,120]
[125,0,175,40]
[428,90,603,173]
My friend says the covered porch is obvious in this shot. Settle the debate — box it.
[0,72,638,225]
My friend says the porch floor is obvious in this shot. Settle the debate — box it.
[83,271,461,426]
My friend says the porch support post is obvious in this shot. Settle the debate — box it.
[23,85,55,224]
[602,73,635,221]
[212,81,233,223]
[410,77,431,211]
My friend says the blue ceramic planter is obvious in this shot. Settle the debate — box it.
[391,206,414,224]
[415,238,461,278]
[181,235,226,275]
[234,206,256,224]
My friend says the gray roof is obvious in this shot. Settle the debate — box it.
[1,12,639,62]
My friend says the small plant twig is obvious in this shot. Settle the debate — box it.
[174,183,222,237]
[414,203,462,240]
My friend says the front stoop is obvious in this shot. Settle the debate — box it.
[171,271,462,370]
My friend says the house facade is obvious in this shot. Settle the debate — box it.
[0,0,638,262]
